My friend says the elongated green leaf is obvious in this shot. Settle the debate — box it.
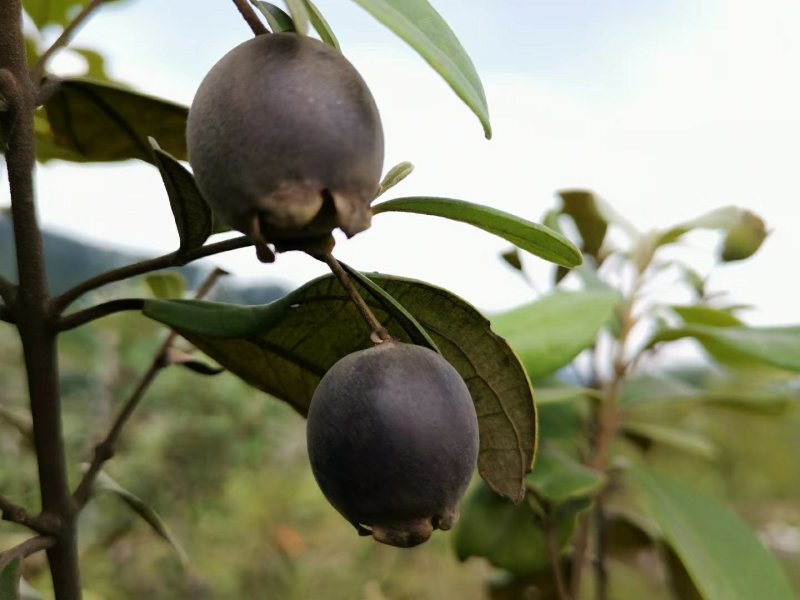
[144,272,186,300]
[535,387,600,405]
[350,0,491,137]
[454,481,589,576]
[301,0,340,48]
[373,197,582,267]
[525,448,605,504]
[629,468,794,600]
[558,190,608,260]
[620,374,794,415]
[622,422,719,460]
[144,274,536,501]
[671,305,743,327]
[649,324,800,372]
[94,471,188,566]
[286,0,310,34]
[149,139,214,251]
[377,161,414,196]
[41,77,188,163]
[253,2,296,32]
[0,557,21,600]
[492,290,618,380]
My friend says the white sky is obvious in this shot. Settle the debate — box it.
[6,0,800,324]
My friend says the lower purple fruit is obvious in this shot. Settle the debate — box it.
[306,341,479,547]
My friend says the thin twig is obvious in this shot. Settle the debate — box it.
[31,0,105,79]
[545,519,571,600]
[232,0,269,35]
[51,236,252,314]
[72,268,226,508]
[570,514,590,599]
[594,494,609,600]
[0,495,59,535]
[58,298,145,331]
[318,254,391,343]
[0,535,56,572]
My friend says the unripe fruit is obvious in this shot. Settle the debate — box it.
[307,341,479,548]
[186,33,384,259]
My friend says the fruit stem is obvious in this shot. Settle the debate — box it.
[320,254,391,344]
[231,0,269,36]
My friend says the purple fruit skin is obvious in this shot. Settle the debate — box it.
[187,33,383,242]
[307,342,479,547]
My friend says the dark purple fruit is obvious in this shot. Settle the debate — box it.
[307,341,479,548]
[186,33,384,259]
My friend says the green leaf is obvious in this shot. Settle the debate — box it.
[253,2,296,32]
[71,47,109,80]
[286,0,311,35]
[558,190,608,260]
[492,290,618,380]
[144,274,536,502]
[620,373,794,415]
[454,481,589,577]
[149,139,214,251]
[373,197,582,268]
[654,206,768,262]
[93,471,189,566]
[301,0,340,48]
[622,421,719,460]
[350,0,491,138]
[0,556,21,600]
[535,386,601,405]
[377,161,414,196]
[500,248,523,272]
[41,77,188,163]
[649,324,800,372]
[144,272,186,300]
[629,468,794,600]
[720,210,767,262]
[23,0,96,29]
[526,448,605,504]
[670,305,743,327]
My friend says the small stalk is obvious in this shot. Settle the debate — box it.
[319,254,391,343]
[231,0,269,36]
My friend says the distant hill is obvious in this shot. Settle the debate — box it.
[0,217,286,305]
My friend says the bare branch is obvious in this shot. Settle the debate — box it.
[58,298,145,331]
[0,535,56,572]
[51,236,252,315]
[31,0,105,79]
[73,268,227,508]
[232,0,269,36]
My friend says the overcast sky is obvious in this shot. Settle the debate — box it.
[7,0,800,324]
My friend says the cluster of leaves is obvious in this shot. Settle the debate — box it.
[453,190,799,599]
